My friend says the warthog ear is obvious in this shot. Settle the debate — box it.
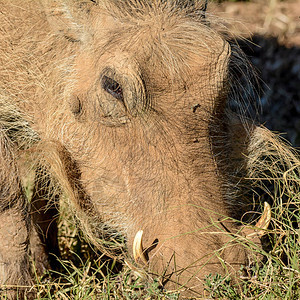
[41,0,95,42]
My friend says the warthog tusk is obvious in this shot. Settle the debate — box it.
[254,202,271,234]
[133,230,148,265]
[243,202,271,238]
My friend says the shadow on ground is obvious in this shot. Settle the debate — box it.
[237,34,300,147]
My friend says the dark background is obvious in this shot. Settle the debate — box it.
[212,0,300,146]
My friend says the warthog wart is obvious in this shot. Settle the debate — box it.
[0,0,298,297]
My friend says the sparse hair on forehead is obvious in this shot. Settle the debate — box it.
[88,0,226,79]
[88,0,211,38]
[97,0,208,20]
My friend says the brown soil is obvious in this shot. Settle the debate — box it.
[212,0,300,146]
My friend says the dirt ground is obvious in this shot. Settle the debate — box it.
[212,0,300,146]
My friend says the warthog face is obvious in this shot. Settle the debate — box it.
[52,0,263,290]
[0,0,271,295]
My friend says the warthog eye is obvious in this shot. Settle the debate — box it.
[101,75,124,102]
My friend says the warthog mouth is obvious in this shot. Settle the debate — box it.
[131,202,271,268]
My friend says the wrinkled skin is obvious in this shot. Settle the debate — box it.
[0,0,271,296]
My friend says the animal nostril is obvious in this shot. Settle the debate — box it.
[101,75,124,102]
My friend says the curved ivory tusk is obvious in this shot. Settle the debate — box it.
[255,202,271,231]
[245,202,271,238]
[133,230,148,265]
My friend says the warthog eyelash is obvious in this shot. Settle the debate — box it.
[101,75,124,102]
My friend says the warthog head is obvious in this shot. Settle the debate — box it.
[1,0,274,295]
[41,0,272,293]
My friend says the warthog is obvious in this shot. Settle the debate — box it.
[0,0,298,297]
[0,97,42,298]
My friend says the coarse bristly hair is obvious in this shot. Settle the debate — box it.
[0,1,300,294]
[40,0,299,249]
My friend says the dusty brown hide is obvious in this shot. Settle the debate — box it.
[0,98,40,299]
[0,0,298,297]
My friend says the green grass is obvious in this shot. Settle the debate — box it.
[31,252,179,299]
[23,200,179,300]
